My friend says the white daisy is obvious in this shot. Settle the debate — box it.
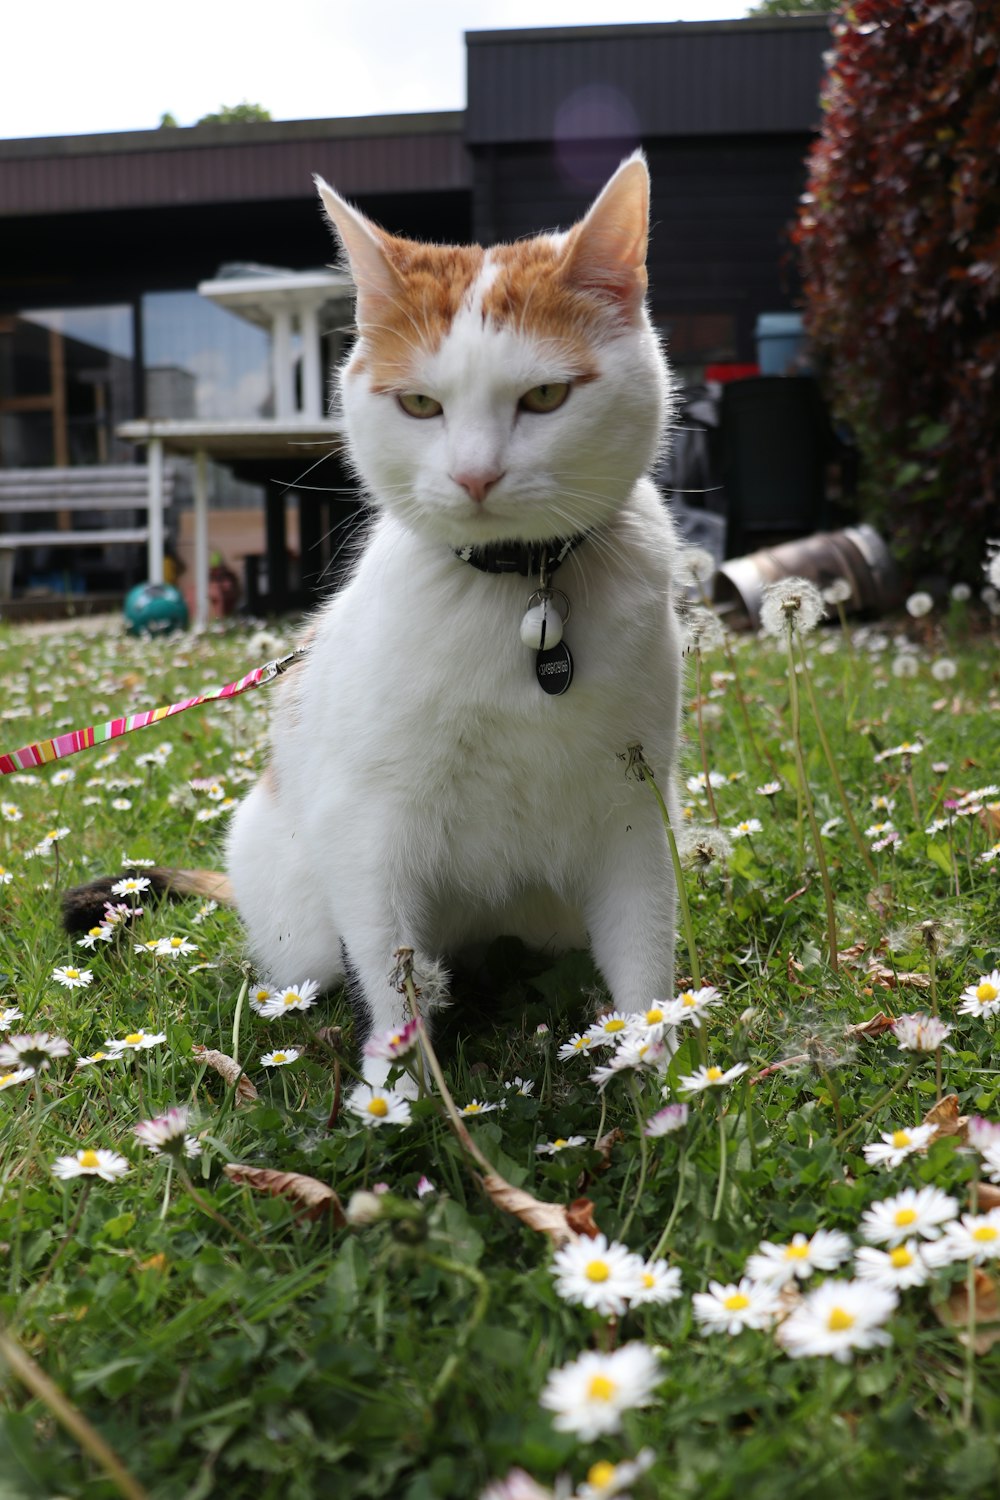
[0,1006,24,1031]
[745,1229,853,1286]
[776,1279,897,1362]
[630,1259,682,1307]
[550,1234,646,1316]
[958,970,1000,1019]
[730,818,763,839]
[557,1031,600,1060]
[0,865,13,885]
[658,986,723,1029]
[75,1050,125,1069]
[363,1019,421,1061]
[586,1012,635,1046]
[134,1105,201,1158]
[539,1342,661,1438]
[534,1136,587,1155]
[248,985,273,1014]
[923,1210,1000,1266]
[259,979,320,1017]
[105,1029,167,1051]
[458,1099,498,1117]
[853,1240,931,1291]
[260,1048,300,1067]
[77,924,115,949]
[346,1086,412,1128]
[155,936,198,958]
[51,965,93,990]
[0,1067,35,1091]
[0,802,22,822]
[51,1148,130,1182]
[859,1185,959,1246]
[861,1122,938,1169]
[576,1450,656,1499]
[677,1061,748,1093]
[111,876,152,898]
[503,1076,535,1096]
[644,1103,689,1137]
[692,1278,781,1334]
[0,1033,71,1071]
[893,1012,953,1051]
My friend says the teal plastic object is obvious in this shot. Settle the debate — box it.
[123,582,190,637]
[754,311,806,376]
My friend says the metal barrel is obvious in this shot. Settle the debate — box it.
[713,524,901,629]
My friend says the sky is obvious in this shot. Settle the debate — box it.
[4,0,751,140]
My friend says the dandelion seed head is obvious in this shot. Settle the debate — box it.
[759,577,825,638]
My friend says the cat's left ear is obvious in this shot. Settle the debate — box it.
[562,152,650,319]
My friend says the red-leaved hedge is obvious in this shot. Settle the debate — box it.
[793,1,1000,583]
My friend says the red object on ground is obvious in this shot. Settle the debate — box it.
[704,362,760,383]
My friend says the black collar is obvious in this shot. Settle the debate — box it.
[453,533,587,579]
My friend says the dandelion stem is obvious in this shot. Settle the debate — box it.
[962,1179,979,1426]
[651,1144,688,1261]
[632,749,701,989]
[711,1100,728,1223]
[619,1078,651,1242]
[694,648,720,828]
[231,972,249,1067]
[785,620,839,971]
[722,633,778,776]
[796,634,877,879]
[0,1321,150,1500]
[834,1061,919,1146]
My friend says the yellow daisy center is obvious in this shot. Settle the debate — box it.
[890,1246,913,1268]
[255,990,270,1002]
[88,927,104,938]
[367,1098,389,1118]
[272,1053,288,1064]
[827,1306,855,1332]
[572,1037,587,1050]
[706,1066,723,1082]
[972,1225,998,1243]
[553,1138,569,1148]
[124,1033,144,1045]
[977,982,998,1003]
[0,1073,16,1087]
[891,1131,912,1149]
[894,1208,918,1227]
[585,1260,611,1283]
[642,1272,655,1288]
[681,994,698,1008]
[587,1462,618,1488]
[79,1150,100,1169]
[169,938,184,949]
[646,1008,663,1024]
[604,1019,626,1033]
[586,1374,617,1402]
[464,1102,482,1113]
[283,993,300,1006]
[724,1293,750,1311]
[784,1243,810,1260]
[90,1053,107,1062]
[64,969,80,980]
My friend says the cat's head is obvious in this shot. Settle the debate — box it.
[317,154,671,549]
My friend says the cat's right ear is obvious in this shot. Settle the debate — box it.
[314,176,401,328]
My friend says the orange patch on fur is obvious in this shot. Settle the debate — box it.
[358,233,611,389]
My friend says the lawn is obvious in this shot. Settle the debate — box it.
[0,586,998,1500]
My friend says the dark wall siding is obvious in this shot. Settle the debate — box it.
[467,20,830,144]
[473,137,813,360]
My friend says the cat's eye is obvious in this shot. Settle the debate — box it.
[519,382,570,414]
[397,392,443,419]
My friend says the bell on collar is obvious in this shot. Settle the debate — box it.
[520,596,564,651]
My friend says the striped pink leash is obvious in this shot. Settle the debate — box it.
[0,649,305,777]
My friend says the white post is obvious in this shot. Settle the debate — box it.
[147,437,164,584]
[193,448,210,630]
[271,307,295,419]
[300,301,323,420]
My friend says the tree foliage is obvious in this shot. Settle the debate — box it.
[198,101,272,125]
[793,1,1000,582]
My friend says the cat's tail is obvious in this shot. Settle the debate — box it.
[62,868,234,933]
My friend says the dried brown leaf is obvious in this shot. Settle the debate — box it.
[479,1173,577,1247]
[934,1269,1000,1354]
[594,1127,624,1167]
[566,1198,601,1239]
[865,883,893,919]
[192,1045,259,1105]
[977,1182,1000,1211]
[845,1011,897,1039]
[862,961,930,991]
[922,1093,969,1144]
[749,1055,809,1086]
[837,941,869,967]
[786,953,806,982]
[224,1163,345,1224]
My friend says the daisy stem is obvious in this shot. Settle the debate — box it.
[904,760,921,826]
[20,1181,93,1313]
[833,1060,919,1147]
[784,621,839,971]
[176,1166,259,1252]
[633,750,701,990]
[619,1079,651,1243]
[159,1159,173,1220]
[0,1320,150,1500]
[796,635,877,879]
[711,1098,728,1222]
[962,1179,979,1426]
[231,973,249,1067]
[929,948,943,1103]
[650,1144,687,1261]
[594,1087,608,1153]
[418,1252,490,1405]
[694,648,720,828]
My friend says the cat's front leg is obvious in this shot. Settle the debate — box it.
[341,927,449,1093]
[581,815,677,1016]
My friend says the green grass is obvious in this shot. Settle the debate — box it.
[0,604,998,1500]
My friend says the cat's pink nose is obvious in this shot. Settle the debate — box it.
[451,469,505,504]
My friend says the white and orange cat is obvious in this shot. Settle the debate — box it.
[225,152,683,1086]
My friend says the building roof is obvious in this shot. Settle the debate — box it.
[465,15,831,145]
[0,111,468,218]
